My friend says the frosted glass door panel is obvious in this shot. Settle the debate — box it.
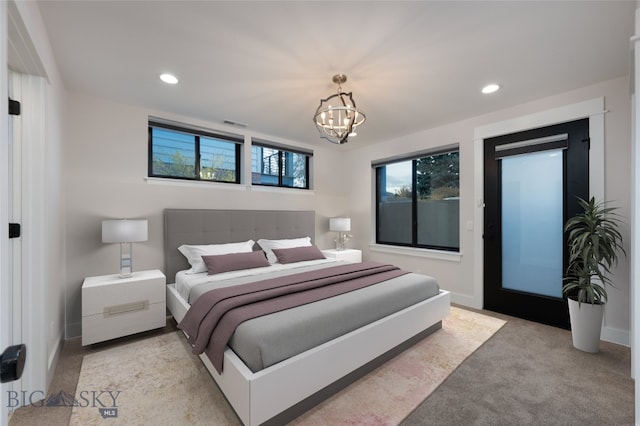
[501,149,563,298]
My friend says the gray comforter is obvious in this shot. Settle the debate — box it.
[187,261,440,372]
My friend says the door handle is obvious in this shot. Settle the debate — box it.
[1,344,26,383]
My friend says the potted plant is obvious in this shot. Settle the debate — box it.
[563,197,625,353]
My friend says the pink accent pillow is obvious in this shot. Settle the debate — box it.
[271,245,326,264]
[202,251,270,275]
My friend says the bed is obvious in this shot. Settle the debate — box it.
[164,209,450,426]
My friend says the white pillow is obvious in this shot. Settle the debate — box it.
[178,240,255,274]
[257,237,312,264]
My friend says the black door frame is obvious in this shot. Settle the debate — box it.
[483,118,589,329]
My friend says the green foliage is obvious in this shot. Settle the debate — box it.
[563,197,625,305]
[153,151,194,178]
[430,186,459,200]
[153,151,235,182]
[392,152,460,200]
[200,154,235,182]
[394,186,413,199]
[416,152,459,199]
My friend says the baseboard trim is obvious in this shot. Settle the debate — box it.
[453,294,629,347]
[46,333,63,389]
[602,325,629,347]
[65,321,81,339]
[450,292,482,310]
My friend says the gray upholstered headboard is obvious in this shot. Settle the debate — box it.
[164,209,315,282]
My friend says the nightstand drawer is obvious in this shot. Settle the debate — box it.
[82,269,166,345]
[322,249,362,262]
[82,270,164,317]
[82,301,166,346]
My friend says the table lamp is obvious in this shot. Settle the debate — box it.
[330,217,351,251]
[102,219,148,278]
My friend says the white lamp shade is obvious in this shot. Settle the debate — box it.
[330,217,351,232]
[102,219,148,243]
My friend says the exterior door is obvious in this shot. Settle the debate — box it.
[483,119,589,329]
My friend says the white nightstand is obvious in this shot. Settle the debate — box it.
[82,269,166,346]
[322,248,362,263]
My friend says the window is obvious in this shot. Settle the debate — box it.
[149,121,241,183]
[375,149,459,251]
[251,142,310,189]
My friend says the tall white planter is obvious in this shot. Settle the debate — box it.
[568,298,604,353]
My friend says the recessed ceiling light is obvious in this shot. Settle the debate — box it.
[160,73,179,84]
[482,83,500,94]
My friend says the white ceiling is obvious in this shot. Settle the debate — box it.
[35,1,635,148]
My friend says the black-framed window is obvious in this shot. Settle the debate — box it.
[251,142,311,189]
[148,121,242,183]
[374,149,459,251]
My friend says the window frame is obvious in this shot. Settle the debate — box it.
[374,148,460,252]
[251,141,311,190]
[148,121,242,184]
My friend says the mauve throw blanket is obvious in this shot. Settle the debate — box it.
[178,261,408,373]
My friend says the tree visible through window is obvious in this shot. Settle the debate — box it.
[149,122,241,183]
[416,153,460,199]
[376,150,459,251]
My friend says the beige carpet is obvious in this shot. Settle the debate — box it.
[69,307,505,425]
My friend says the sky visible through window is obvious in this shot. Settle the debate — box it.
[384,161,412,195]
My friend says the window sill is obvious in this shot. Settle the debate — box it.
[369,244,462,262]
[250,185,315,195]
[144,177,248,191]
[144,177,315,195]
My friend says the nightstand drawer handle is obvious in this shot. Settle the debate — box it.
[103,300,149,317]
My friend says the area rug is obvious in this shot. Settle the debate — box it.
[69,307,505,425]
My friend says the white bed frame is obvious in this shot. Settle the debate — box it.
[167,284,450,425]
[163,209,451,425]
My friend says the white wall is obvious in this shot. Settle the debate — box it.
[42,66,66,384]
[63,92,349,337]
[344,76,631,345]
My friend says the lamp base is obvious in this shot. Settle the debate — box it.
[334,232,346,251]
[119,242,133,278]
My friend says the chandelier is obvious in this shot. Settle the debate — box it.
[313,74,366,144]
